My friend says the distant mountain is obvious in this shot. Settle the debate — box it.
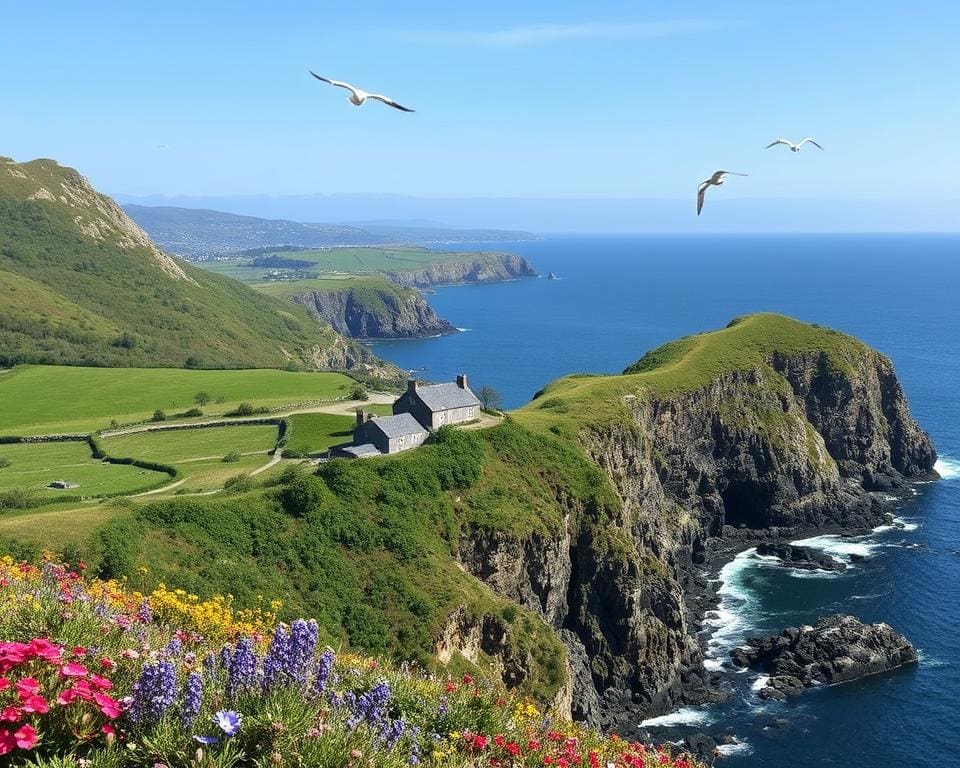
[0,156,395,377]
[123,204,537,260]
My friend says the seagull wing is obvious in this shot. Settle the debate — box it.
[799,138,824,150]
[308,71,357,93]
[697,181,710,215]
[367,93,415,112]
[765,139,790,149]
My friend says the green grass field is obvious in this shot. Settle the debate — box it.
[0,366,355,435]
[257,275,399,298]
[0,441,168,499]
[103,425,279,464]
[282,413,355,456]
[199,246,486,284]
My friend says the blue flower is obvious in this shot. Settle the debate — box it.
[214,709,242,737]
[226,638,257,699]
[181,671,203,727]
[194,735,220,745]
[130,660,176,724]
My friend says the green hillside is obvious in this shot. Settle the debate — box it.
[0,157,380,371]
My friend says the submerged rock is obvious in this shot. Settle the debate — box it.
[755,542,846,571]
[731,614,917,700]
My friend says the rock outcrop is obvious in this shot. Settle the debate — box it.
[458,314,936,730]
[384,253,537,287]
[289,283,456,339]
[755,542,846,571]
[731,615,918,699]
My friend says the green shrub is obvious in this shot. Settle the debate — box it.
[224,473,255,493]
[350,384,368,401]
[0,488,32,510]
[177,407,203,418]
[279,474,328,518]
[151,409,167,422]
[226,402,270,417]
[222,451,242,463]
[194,391,211,407]
[0,456,10,469]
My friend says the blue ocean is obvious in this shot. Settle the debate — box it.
[372,235,960,766]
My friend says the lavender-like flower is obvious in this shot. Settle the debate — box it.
[261,624,291,690]
[202,653,217,677]
[215,710,242,737]
[347,680,391,729]
[130,660,177,723]
[137,599,153,624]
[219,645,232,671]
[313,648,335,694]
[164,636,182,657]
[181,672,203,727]
[288,619,318,683]
[226,638,256,699]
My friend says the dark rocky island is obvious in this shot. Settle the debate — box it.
[755,542,847,571]
[731,615,918,700]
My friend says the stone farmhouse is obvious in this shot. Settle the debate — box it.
[336,374,481,458]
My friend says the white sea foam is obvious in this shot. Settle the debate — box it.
[934,456,960,479]
[851,593,881,600]
[916,649,948,668]
[703,548,761,666]
[455,327,471,332]
[790,533,879,561]
[639,707,714,728]
[717,740,754,757]
[787,568,844,579]
[750,675,771,692]
[892,516,919,532]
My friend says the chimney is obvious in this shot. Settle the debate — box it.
[407,379,418,394]
[356,410,365,427]
[456,373,468,389]
[365,412,375,423]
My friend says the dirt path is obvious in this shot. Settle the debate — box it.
[250,452,284,477]
[133,478,186,497]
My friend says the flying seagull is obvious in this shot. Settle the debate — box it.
[697,171,747,216]
[765,137,823,152]
[308,71,415,112]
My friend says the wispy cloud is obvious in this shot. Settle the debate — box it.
[386,20,727,47]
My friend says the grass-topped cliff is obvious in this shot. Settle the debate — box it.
[0,157,391,373]
[0,314,937,731]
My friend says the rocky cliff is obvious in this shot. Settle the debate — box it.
[289,280,457,339]
[458,314,936,729]
[384,252,537,288]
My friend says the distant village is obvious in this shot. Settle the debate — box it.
[336,374,481,458]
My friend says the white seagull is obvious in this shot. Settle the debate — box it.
[765,137,823,152]
[308,71,415,112]
[697,170,747,216]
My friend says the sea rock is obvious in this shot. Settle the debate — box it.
[755,542,846,571]
[383,252,537,287]
[732,615,917,700]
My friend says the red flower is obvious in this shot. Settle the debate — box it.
[0,706,20,723]
[102,722,116,737]
[71,646,88,658]
[0,728,14,756]
[528,739,542,751]
[14,724,37,749]
[90,674,113,691]
[462,674,473,685]
[0,678,7,692]
[444,681,457,693]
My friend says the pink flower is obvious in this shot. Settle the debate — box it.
[90,674,113,691]
[21,695,49,715]
[15,677,40,697]
[60,662,89,677]
[0,678,8,692]
[27,638,63,663]
[0,728,14,756]
[0,706,20,722]
[94,692,122,719]
[14,724,37,749]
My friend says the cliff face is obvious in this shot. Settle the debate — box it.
[290,284,456,339]
[385,253,537,288]
[457,315,936,729]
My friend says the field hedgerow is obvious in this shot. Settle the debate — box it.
[0,556,701,768]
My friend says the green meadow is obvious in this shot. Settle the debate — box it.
[0,441,168,499]
[281,413,355,457]
[102,425,279,464]
[0,365,355,435]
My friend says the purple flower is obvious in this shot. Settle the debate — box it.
[313,648,335,694]
[137,599,153,624]
[202,653,217,677]
[347,680,391,729]
[226,638,256,699]
[288,619,318,683]
[214,710,242,737]
[164,636,182,657]
[130,660,177,723]
[194,735,219,745]
[181,672,203,727]
[261,624,291,690]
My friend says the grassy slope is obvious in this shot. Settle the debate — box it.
[282,413,355,456]
[515,313,871,435]
[200,247,510,284]
[0,441,168,498]
[103,425,279,463]
[0,158,351,369]
[0,365,353,435]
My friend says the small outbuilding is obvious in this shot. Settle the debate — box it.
[48,480,80,490]
[350,411,429,456]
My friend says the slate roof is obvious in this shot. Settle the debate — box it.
[414,383,481,412]
[341,443,381,458]
[368,413,429,439]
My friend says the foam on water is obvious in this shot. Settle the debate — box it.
[786,568,844,579]
[717,740,754,757]
[703,548,761,664]
[455,327,471,332]
[934,456,960,479]
[640,707,714,728]
[790,533,880,561]
[750,675,771,692]
[892,516,920,532]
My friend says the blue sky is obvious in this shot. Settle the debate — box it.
[3,1,959,211]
